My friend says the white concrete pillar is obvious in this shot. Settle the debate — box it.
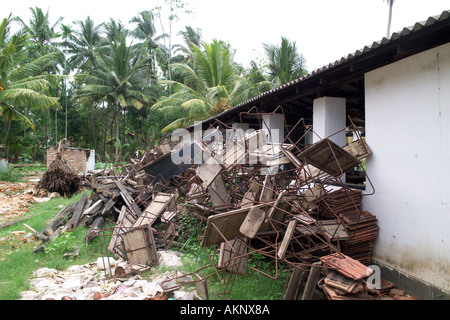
[312,97,346,146]
[262,113,285,144]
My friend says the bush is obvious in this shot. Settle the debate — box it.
[0,165,23,182]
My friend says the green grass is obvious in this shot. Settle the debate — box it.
[0,191,103,300]
[170,243,289,300]
[0,191,290,301]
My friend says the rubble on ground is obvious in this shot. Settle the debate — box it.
[0,181,59,227]
[20,251,199,300]
[24,115,418,300]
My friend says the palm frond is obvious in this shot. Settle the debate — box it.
[1,105,35,129]
[8,77,55,92]
[9,52,63,82]
[162,116,195,132]
[0,88,60,110]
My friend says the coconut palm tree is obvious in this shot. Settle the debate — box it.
[151,39,270,131]
[0,15,61,157]
[102,18,129,45]
[173,26,202,56]
[14,7,63,56]
[75,34,152,161]
[130,10,166,86]
[60,17,104,149]
[65,16,104,72]
[14,7,66,146]
[385,0,395,37]
[263,37,307,86]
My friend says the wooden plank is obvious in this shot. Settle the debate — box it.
[23,223,49,242]
[302,262,323,300]
[218,238,248,275]
[101,198,117,215]
[278,220,297,259]
[82,200,103,216]
[297,139,360,177]
[223,141,247,170]
[194,273,209,300]
[133,193,176,228]
[264,156,291,166]
[240,191,290,239]
[244,130,266,152]
[240,182,261,208]
[196,163,223,188]
[161,211,177,223]
[259,175,273,202]
[208,175,231,208]
[202,200,286,247]
[301,185,326,209]
[201,205,263,247]
[108,206,136,259]
[40,203,75,235]
[94,183,115,193]
[239,206,266,239]
[67,193,88,229]
[283,267,307,300]
[122,226,158,266]
[0,216,31,229]
[115,180,142,217]
[85,216,105,243]
[281,147,303,168]
[267,191,286,220]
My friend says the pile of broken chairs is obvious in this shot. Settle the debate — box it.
[36,109,393,300]
[160,114,383,300]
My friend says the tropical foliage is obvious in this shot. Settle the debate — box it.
[0,4,309,164]
[0,14,61,159]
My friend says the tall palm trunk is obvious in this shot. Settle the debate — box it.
[55,105,58,143]
[115,105,121,162]
[90,103,97,150]
[4,112,12,160]
[386,0,394,37]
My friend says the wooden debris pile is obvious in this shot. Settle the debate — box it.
[33,116,416,300]
[32,142,181,263]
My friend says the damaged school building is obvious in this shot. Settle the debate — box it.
[38,10,450,300]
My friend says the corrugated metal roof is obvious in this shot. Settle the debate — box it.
[191,9,450,128]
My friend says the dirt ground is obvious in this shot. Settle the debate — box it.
[0,171,51,227]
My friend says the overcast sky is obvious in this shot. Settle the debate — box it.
[2,0,449,72]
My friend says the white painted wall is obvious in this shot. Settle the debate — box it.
[364,42,450,293]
